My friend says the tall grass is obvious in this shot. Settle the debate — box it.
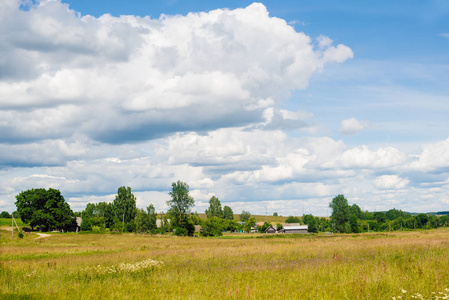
[1,228,449,299]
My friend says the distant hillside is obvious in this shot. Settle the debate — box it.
[368,211,449,216]
[427,211,449,216]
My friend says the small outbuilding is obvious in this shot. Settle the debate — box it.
[265,226,277,234]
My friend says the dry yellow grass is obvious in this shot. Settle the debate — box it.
[1,228,449,299]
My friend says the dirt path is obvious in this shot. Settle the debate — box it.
[0,227,51,239]
[35,232,51,239]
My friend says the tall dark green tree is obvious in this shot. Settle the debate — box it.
[350,204,363,220]
[329,194,350,233]
[15,188,75,231]
[223,205,234,220]
[240,210,251,222]
[113,187,137,225]
[349,214,360,233]
[167,181,195,230]
[205,196,223,218]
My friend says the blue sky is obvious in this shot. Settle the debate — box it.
[1,0,448,215]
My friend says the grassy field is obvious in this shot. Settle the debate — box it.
[0,218,27,228]
[1,227,449,299]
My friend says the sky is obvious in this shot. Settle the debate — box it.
[1,0,449,216]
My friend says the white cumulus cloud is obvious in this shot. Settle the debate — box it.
[339,117,370,135]
[0,1,353,144]
[374,175,409,190]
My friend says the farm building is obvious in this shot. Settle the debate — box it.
[281,223,308,234]
[265,226,277,233]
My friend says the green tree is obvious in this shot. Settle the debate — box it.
[302,214,314,225]
[222,219,239,232]
[0,211,11,218]
[15,188,75,231]
[205,196,223,218]
[386,208,410,221]
[308,219,318,233]
[373,212,387,223]
[349,214,360,233]
[415,213,429,228]
[285,216,300,223]
[81,201,115,228]
[223,205,234,220]
[243,217,256,233]
[240,210,251,222]
[80,217,92,231]
[112,187,137,231]
[329,195,350,233]
[200,217,223,236]
[350,204,363,220]
[303,214,318,233]
[134,204,157,233]
[167,181,195,232]
[273,212,278,217]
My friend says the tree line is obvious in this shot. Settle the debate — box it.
[11,183,449,235]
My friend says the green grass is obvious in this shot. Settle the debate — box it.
[0,218,27,228]
[1,228,449,299]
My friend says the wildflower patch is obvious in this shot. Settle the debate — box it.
[391,288,449,300]
[80,259,164,278]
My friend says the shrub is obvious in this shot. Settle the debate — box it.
[174,227,188,236]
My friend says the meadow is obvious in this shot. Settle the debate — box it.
[1,225,449,299]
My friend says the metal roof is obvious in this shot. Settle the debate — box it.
[282,225,308,230]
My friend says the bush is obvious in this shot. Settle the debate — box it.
[174,227,188,236]
[125,222,136,233]
[201,217,223,236]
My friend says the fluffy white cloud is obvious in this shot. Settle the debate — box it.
[339,146,407,169]
[2,130,449,214]
[1,1,448,216]
[410,138,449,172]
[339,118,370,135]
[0,0,353,144]
[374,175,409,190]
